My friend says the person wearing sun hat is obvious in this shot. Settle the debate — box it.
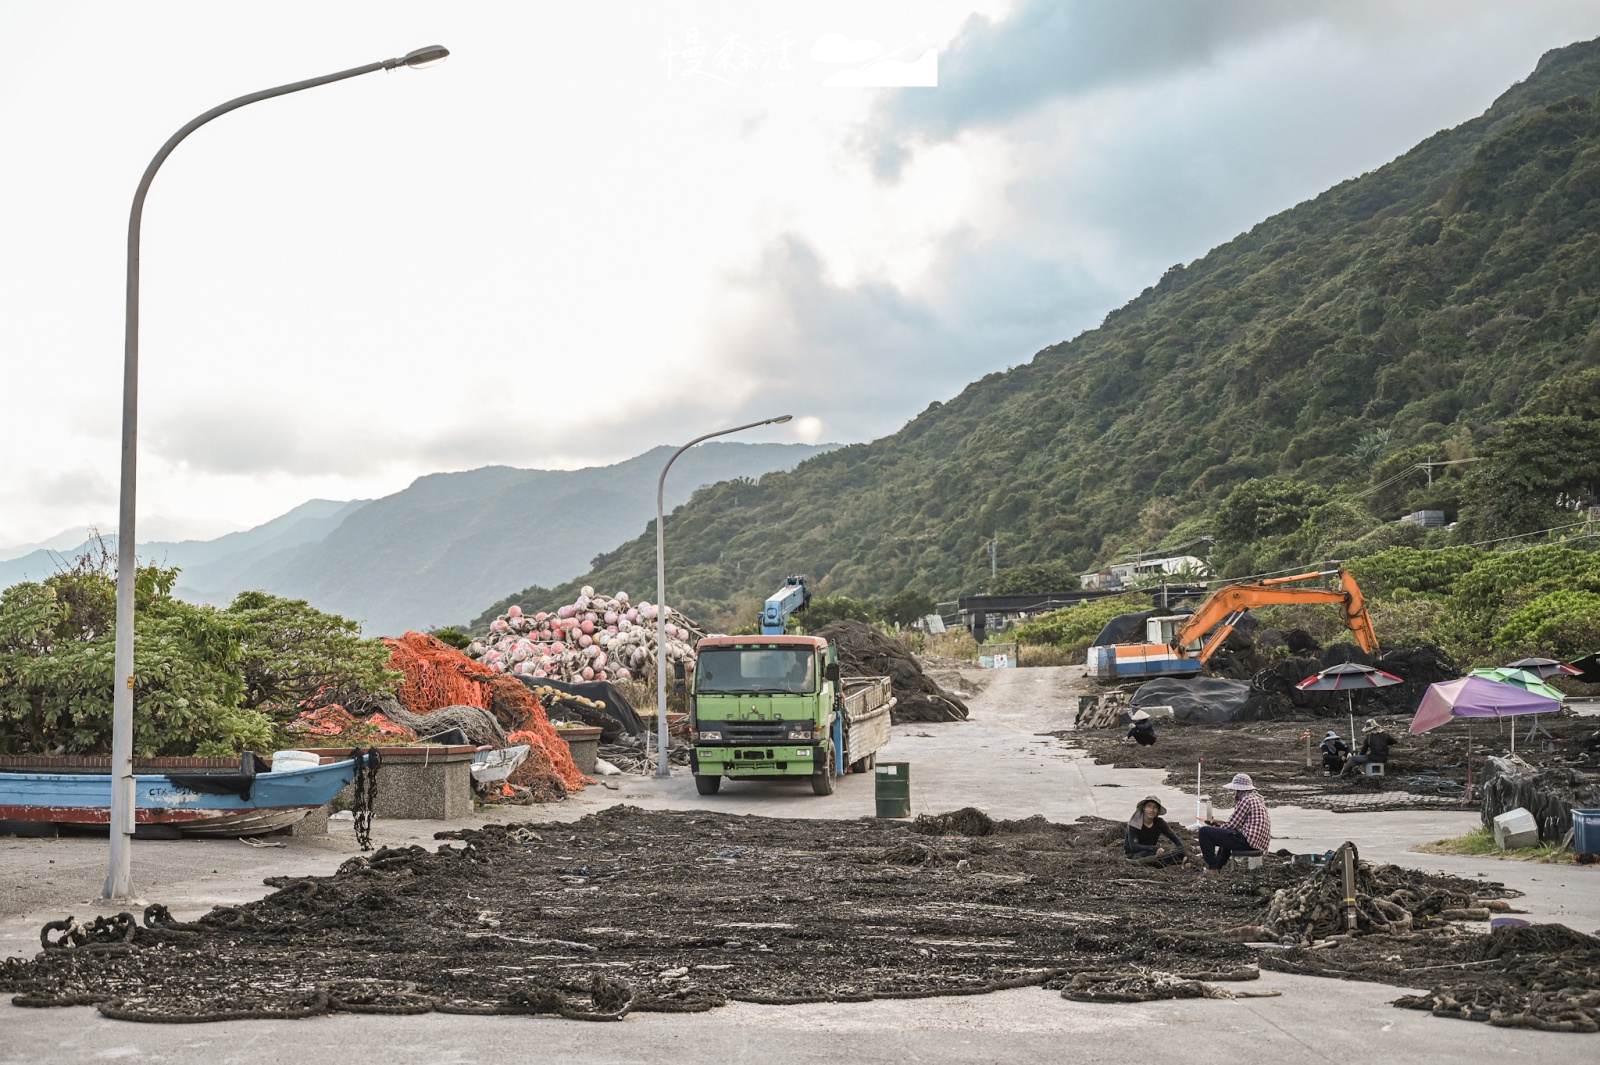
[1124,709,1157,746]
[1339,718,1396,777]
[1197,773,1271,873]
[1319,729,1350,774]
[1124,795,1187,865]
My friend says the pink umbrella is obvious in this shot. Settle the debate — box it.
[1410,675,1562,755]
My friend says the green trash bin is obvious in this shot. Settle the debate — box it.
[875,761,910,818]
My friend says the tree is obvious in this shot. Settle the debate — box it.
[881,589,937,628]
[1461,416,1600,537]
[989,562,1082,595]
[0,564,264,757]
[224,590,400,715]
[1212,478,1331,555]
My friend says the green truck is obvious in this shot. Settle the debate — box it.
[688,633,894,795]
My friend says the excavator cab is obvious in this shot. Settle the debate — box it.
[1145,616,1200,650]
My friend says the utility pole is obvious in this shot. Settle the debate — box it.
[988,535,998,579]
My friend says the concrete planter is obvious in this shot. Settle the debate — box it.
[555,726,603,775]
[313,745,479,821]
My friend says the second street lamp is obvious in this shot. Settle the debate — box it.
[654,415,793,778]
[105,46,449,900]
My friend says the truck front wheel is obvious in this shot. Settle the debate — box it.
[694,774,721,795]
[810,755,835,796]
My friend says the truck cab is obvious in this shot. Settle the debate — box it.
[689,634,840,795]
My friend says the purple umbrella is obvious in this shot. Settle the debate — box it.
[1410,675,1562,754]
[1297,663,1404,747]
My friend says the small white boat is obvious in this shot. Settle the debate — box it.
[470,745,530,784]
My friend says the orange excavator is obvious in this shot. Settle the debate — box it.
[1084,569,1377,679]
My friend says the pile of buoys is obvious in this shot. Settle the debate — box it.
[469,586,701,685]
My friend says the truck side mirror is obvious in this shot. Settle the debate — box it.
[824,662,840,684]
[673,659,686,693]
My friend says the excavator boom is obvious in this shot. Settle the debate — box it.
[1177,569,1377,664]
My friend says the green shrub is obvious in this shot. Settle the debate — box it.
[1492,590,1600,660]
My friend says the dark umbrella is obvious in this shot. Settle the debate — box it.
[1504,657,1582,680]
[1564,652,1600,684]
[1297,663,1404,747]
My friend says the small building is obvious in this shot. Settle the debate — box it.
[1398,510,1447,527]
[1082,554,1209,591]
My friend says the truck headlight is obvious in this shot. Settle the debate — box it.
[785,727,814,741]
[695,731,722,742]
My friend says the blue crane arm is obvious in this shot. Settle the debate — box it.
[761,575,811,634]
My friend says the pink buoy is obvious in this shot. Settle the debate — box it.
[579,633,593,647]
[507,605,522,618]
[581,666,595,680]
[581,620,595,634]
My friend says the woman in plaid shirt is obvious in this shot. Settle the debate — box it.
[1198,773,1271,872]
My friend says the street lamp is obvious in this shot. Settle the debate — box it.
[654,415,793,778]
[105,46,449,899]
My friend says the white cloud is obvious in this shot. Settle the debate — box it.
[811,32,884,65]
[823,50,938,88]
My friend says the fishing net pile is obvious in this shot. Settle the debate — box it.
[379,632,588,801]
[470,587,702,686]
[6,807,1585,1030]
[813,620,969,723]
[1239,643,1460,720]
[1067,716,1600,814]
[1480,756,1600,844]
[1257,846,1499,942]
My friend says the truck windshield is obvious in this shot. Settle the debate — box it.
[696,648,816,694]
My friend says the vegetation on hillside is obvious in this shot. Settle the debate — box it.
[477,40,1600,628]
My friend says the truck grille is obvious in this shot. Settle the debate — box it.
[700,721,796,744]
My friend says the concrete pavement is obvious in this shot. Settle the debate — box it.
[1,664,1594,1063]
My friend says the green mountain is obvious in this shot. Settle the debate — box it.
[483,39,1600,628]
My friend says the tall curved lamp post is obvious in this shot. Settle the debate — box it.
[106,45,450,899]
[654,415,792,778]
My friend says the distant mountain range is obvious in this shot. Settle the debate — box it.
[0,442,831,635]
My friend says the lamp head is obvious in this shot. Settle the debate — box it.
[402,45,450,69]
[771,414,794,424]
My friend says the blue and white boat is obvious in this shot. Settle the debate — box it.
[0,752,369,837]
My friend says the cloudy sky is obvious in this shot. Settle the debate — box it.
[4,1,1600,549]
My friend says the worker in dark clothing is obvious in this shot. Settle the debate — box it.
[1339,719,1396,776]
[1125,796,1187,865]
[1319,730,1349,774]
[1125,709,1156,746]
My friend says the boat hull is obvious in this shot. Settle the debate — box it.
[0,758,359,837]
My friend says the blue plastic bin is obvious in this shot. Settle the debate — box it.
[1574,809,1600,856]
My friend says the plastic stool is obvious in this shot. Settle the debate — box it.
[1362,762,1385,777]
[1232,849,1264,871]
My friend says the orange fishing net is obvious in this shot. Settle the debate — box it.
[382,632,588,795]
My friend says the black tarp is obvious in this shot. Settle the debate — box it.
[1130,677,1254,724]
[517,675,645,738]
[1092,609,1194,648]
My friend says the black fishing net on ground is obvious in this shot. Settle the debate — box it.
[813,620,969,723]
[1480,757,1600,843]
[4,807,1584,1031]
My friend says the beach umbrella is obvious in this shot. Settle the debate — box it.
[1410,675,1562,754]
[1467,667,1567,700]
[1297,662,1404,746]
[1469,667,1566,745]
[1503,657,1581,680]
[1565,651,1600,684]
